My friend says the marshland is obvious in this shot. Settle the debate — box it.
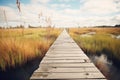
[0,27,120,80]
[69,27,120,80]
[0,0,120,80]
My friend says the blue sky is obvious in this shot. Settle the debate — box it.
[0,0,120,27]
[0,0,30,5]
[50,0,80,9]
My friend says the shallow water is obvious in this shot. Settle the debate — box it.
[90,54,120,80]
[116,35,120,39]
[80,32,96,37]
[0,57,42,80]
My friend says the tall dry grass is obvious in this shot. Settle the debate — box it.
[0,28,62,70]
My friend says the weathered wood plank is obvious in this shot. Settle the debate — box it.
[45,56,88,59]
[35,67,100,73]
[45,54,87,57]
[41,59,86,63]
[31,72,105,79]
[40,63,96,68]
[44,57,89,60]
[47,51,84,53]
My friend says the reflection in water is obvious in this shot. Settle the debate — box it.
[91,54,120,80]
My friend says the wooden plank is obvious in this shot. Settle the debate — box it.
[31,72,105,79]
[40,63,96,68]
[44,56,89,59]
[45,54,87,57]
[35,67,100,73]
[41,59,86,63]
[44,57,89,60]
[46,51,84,54]
[52,48,82,50]
[47,51,84,54]
[31,78,106,80]
[53,45,78,47]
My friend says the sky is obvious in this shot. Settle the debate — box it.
[0,0,120,27]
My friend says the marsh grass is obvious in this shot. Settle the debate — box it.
[0,28,62,70]
[69,28,120,35]
[69,28,120,67]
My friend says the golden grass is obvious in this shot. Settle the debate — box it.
[0,28,62,70]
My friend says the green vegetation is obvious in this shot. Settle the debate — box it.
[69,28,120,67]
[0,28,62,70]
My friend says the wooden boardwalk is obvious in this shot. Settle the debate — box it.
[30,30,106,80]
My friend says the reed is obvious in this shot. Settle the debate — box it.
[69,28,120,62]
[0,28,62,70]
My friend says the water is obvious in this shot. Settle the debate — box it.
[81,32,120,40]
[90,54,120,80]
[0,57,42,80]
[116,35,120,39]
[111,34,120,39]
[80,32,96,37]
[80,32,120,79]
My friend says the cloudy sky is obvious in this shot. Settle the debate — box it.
[0,0,120,27]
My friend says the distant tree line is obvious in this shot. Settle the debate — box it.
[0,24,120,29]
[0,25,24,29]
[86,24,120,28]
[115,24,120,27]
[93,24,120,28]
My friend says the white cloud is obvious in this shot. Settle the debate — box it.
[0,0,120,27]
[0,6,19,22]
[62,9,80,15]
[80,0,119,15]
[111,14,120,23]
[51,4,71,9]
